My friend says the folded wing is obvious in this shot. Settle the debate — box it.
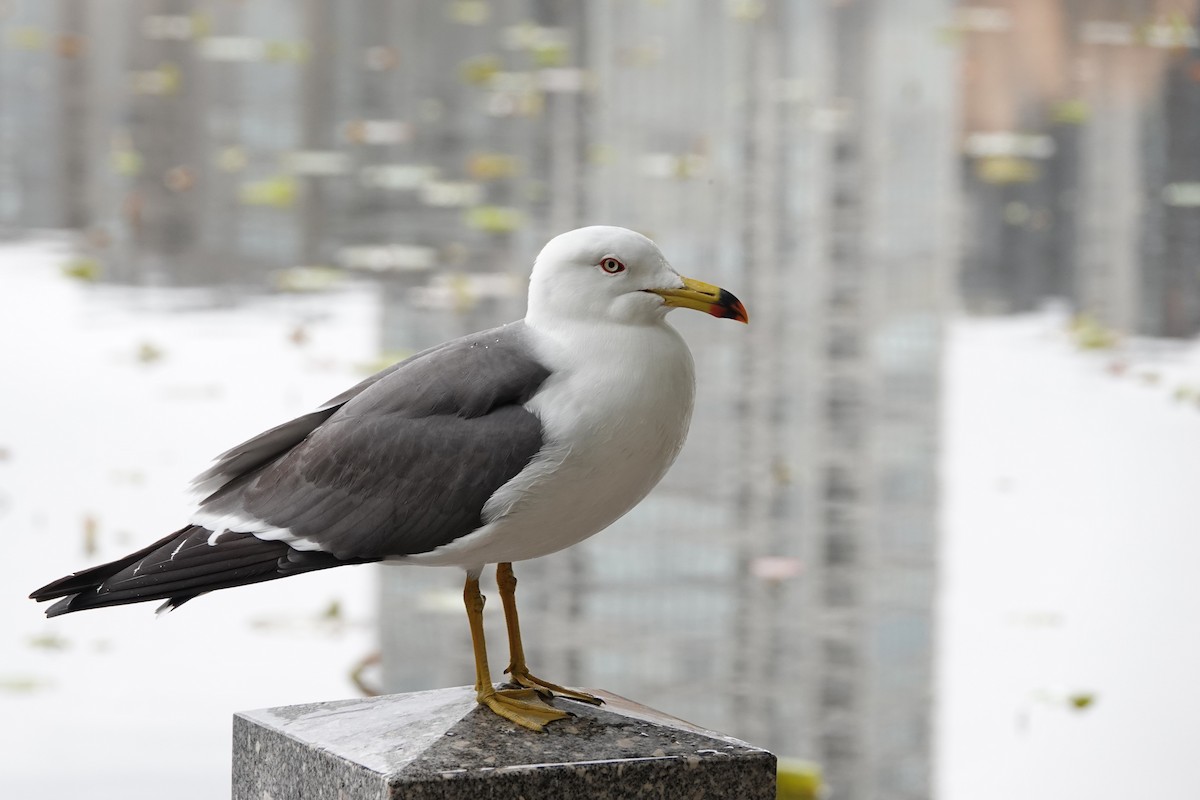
[30,322,552,615]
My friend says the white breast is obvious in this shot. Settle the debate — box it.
[402,319,696,571]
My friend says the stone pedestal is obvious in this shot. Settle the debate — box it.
[232,686,775,799]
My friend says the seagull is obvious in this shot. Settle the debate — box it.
[30,226,748,731]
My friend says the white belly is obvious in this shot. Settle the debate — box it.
[401,321,696,571]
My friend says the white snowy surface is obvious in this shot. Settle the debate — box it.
[0,241,387,799]
[936,313,1200,799]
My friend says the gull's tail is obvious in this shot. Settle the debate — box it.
[29,524,374,617]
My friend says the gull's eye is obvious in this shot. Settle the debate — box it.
[600,257,626,274]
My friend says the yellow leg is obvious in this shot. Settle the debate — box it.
[463,574,569,731]
[496,562,603,706]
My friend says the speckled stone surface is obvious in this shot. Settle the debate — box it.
[232,686,776,799]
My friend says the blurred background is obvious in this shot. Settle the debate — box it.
[1,1,1199,799]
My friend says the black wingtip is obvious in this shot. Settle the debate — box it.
[43,595,79,618]
[30,574,86,603]
[31,524,373,618]
[30,527,196,606]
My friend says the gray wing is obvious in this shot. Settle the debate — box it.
[196,321,551,560]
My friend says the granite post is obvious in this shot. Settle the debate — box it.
[232,686,776,799]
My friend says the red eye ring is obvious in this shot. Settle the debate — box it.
[600,257,625,274]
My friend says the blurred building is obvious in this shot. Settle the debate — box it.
[957,0,1200,337]
[0,1,75,229]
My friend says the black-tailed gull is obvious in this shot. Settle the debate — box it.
[30,225,748,731]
